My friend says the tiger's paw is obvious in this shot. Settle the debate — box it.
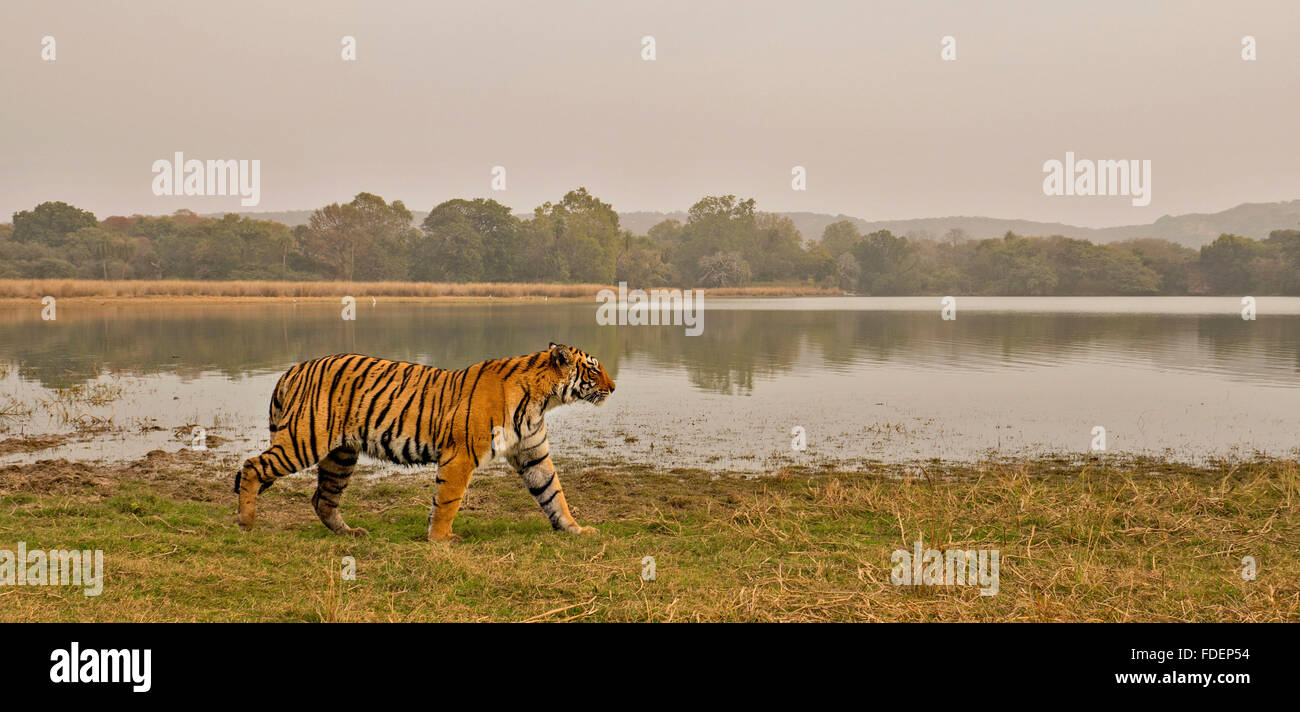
[344,527,369,538]
[429,531,463,543]
[574,525,599,536]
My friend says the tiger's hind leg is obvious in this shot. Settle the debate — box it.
[236,446,302,530]
[313,446,368,537]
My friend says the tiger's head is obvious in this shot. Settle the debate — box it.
[548,342,615,406]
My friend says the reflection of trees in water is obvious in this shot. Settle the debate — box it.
[669,312,804,395]
[1194,316,1300,374]
[802,311,1300,381]
[2,304,1298,391]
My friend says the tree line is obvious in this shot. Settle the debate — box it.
[3,191,1299,295]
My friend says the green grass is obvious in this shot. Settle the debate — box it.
[0,451,1296,621]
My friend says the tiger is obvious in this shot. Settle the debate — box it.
[234,343,615,541]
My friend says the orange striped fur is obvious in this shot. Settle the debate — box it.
[234,343,615,541]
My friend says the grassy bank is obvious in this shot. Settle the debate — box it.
[0,279,837,300]
[0,451,1295,622]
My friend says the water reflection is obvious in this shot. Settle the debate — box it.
[1,298,1297,467]
[1,300,1296,391]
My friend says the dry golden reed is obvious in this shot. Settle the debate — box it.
[0,279,835,300]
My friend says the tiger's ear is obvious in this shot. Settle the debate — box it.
[549,343,574,369]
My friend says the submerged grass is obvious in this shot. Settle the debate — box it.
[0,451,1295,622]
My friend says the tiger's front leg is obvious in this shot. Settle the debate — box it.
[512,453,597,536]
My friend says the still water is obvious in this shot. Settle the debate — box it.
[1,297,1297,470]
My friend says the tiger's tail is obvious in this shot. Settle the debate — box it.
[267,368,293,434]
[234,368,295,494]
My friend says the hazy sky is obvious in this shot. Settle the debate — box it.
[2,0,1297,227]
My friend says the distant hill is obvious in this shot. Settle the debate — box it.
[623,201,1300,248]
[209,199,1300,249]
[803,200,1300,248]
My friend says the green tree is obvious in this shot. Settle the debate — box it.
[968,232,1058,295]
[1117,238,1197,295]
[66,226,135,279]
[516,188,620,283]
[615,233,672,287]
[1263,229,1300,295]
[851,230,919,295]
[752,213,808,281]
[1199,233,1258,294]
[300,193,416,281]
[12,201,98,247]
[417,198,520,282]
[552,188,621,283]
[349,193,417,281]
[231,216,296,280]
[1041,236,1160,295]
[819,220,861,259]
[672,195,757,284]
[418,215,483,281]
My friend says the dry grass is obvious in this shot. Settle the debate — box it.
[0,279,836,300]
[0,451,1295,622]
[0,279,607,299]
[694,284,839,297]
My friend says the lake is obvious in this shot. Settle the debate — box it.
[1,296,1297,470]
